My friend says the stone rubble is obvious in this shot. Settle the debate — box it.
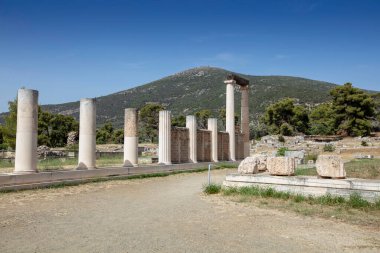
[237,154,268,174]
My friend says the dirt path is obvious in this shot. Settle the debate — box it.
[0,169,379,253]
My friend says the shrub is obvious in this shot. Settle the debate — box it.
[277,147,289,157]
[361,140,368,146]
[280,123,294,136]
[0,143,9,150]
[278,135,285,143]
[323,144,335,152]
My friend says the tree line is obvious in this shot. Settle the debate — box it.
[254,83,379,138]
[0,82,378,149]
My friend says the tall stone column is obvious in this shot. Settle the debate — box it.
[158,110,171,165]
[241,85,250,158]
[77,98,96,170]
[207,118,218,162]
[186,115,197,163]
[14,88,39,174]
[224,80,236,161]
[124,108,138,167]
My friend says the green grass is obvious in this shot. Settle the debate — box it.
[344,159,380,179]
[203,183,222,194]
[0,163,236,193]
[0,159,13,169]
[295,166,318,176]
[294,159,380,179]
[205,185,380,211]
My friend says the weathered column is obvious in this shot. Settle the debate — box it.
[158,110,171,165]
[14,88,38,174]
[241,85,250,158]
[186,115,197,163]
[123,108,138,167]
[77,98,96,170]
[224,79,236,161]
[207,118,218,162]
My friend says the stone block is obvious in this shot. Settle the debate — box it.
[237,154,268,174]
[316,155,346,178]
[267,157,295,176]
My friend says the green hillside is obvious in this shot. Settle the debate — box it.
[2,67,340,128]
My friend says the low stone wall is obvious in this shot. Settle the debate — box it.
[197,129,211,162]
[224,173,380,203]
[218,132,229,161]
[0,161,239,191]
[171,127,190,164]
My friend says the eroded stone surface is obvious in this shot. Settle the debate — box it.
[238,154,268,174]
[267,157,295,176]
[316,155,346,178]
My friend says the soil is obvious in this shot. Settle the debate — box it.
[0,169,379,253]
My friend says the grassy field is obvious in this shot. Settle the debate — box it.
[203,159,380,228]
[204,184,380,228]
[0,153,130,173]
[295,158,380,179]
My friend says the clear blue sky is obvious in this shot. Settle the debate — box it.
[1,0,379,112]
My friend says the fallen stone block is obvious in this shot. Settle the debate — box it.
[316,155,346,178]
[237,154,268,174]
[267,157,295,176]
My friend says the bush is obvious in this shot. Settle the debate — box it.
[278,135,285,143]
[0,143,9,150]
[280,123,294,136]
[361,140,368,146]
[277,147,288,156]
[323,144,335,152]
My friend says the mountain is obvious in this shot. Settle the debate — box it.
[1,67,343,128]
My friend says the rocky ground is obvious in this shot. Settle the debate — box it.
[0,169,379,253]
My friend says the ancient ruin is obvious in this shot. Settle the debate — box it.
[14,88,39,174]
[77,98,96,170]
[123,108,138,167]
[224,75,248,161]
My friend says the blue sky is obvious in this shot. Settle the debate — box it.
[1,0,379,112]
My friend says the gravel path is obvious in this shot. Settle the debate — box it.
[0,169,379,253]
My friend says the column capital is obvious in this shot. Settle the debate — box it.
[224,80,237,85]
[239,85,249,91]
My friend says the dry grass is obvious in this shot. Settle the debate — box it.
[215,185,380,228]
[296,158,380,179]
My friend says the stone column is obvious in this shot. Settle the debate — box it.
[158,110,171,165]
[224,80,236,161]
[124,108,138,167]
[241,85,250,158]
[14,88,39,174]
[207,118,218,162]
[77,98,96,170]
[186,115,197,163]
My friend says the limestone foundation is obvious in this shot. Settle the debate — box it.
[267,157,295,176]
[14,89,39,174]
[186,115,197,163]
[240,85,250,158]
[316,155,346,178]
[207,118,218,162]
[159,110,172,165]
[77,98,96,170]
[225,80,236,161]
[124,108,138,167]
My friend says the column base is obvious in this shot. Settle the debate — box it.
[12,170,38,175]
[158,162,172,165]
